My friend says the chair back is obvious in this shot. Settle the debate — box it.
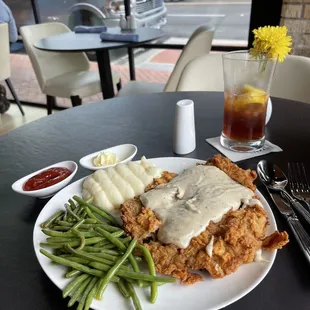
[176,53,224,92]
[0,23,10,81]
[270,55,310,104]
[164,25,214,92]
[177,53,310,104]
[20,22,89,91]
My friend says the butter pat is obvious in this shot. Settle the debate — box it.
[93,151,118,167]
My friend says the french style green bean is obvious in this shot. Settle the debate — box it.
[96,239,138,299]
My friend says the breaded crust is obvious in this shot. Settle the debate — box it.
[120,155,289,284]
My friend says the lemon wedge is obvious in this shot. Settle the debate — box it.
[242,84,266,96]
[237,84,267,105]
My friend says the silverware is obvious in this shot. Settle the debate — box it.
[257,160,310,226]
[288,162,310,211]
[265,187,310,264]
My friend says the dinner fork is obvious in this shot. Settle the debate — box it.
[288,162,310,211]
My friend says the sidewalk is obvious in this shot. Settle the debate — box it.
[5,50,179,108]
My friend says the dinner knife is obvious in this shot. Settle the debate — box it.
[266,187,310,264]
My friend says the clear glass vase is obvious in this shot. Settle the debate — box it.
[220,50,277,152]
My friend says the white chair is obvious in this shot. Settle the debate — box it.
[177,53,310,104]
[0,23,24,115]
[20,22,121,114]
[117,25,214,97]
[176,53,224,92]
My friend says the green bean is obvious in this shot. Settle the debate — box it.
[46,237,79,243]
[84,207,100,223]
[76,206,84,217]
[40,237,104,249]
[82,208,122,232]
[92,240,111,248]
[111,230,125,238]
[89,262,176,283]
[83,219,97,224]
[76,277,97,310]
[58,221,73,227]
[101,243,117,250]
[68,276,92,307]
[63,250,132,272]
[82,246,103,253]
[65,270,81,278]
[80,210,88,219]
[55,212,65,223]
[95,228,141,285]
[71,219,85,230]
[96,239,137,299]
[52,225,71,231]
[117,278,130,299]
[73,196,120,226]
[40,249,120,282]
[138,245,157,303]
[41,229,98,238]
[120,236,132,243]
[63,210,68,221]
[68,198,77,211]
[66,204,80,221]
[58,221,119,231]
[72,228,86,250]
[127,255,142,287]
[95,227,126,250]
[125,281,142,310]
[65,245,118,264]
[64,256,90,264]
[41,210,64,228]
[84,279,99,309]
[92,249,119,256]
[63,273,89,298]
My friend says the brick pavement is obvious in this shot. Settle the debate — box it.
[4,53,173,109]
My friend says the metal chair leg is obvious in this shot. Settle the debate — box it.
[70,96,82,107]
[5,78,25,116]
[46,95,56,115]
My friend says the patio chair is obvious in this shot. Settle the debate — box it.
[176,53,310,104]
[0,23,24,115]
[116,25,214,97]
[20,22,121,114]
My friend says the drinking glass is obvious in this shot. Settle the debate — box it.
[220,51,277,152]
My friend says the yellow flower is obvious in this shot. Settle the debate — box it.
[250,26,292,62]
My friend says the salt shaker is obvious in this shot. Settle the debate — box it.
[173,99,196,155]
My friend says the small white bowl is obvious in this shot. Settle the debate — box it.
[79,144,137,171]
[12,161,78,198]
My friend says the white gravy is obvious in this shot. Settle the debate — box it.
[140,165,254,248]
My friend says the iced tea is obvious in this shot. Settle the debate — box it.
[222,85,268,142]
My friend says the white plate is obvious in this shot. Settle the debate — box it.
[79,144,137,171]
[33,157,277,310]
[12,161,78,198]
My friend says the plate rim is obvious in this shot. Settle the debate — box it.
[33,157,277,310]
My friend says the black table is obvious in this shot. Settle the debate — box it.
[1,92,310,310]
[34,28,163,99]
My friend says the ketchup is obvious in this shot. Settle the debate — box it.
[23,167,72,191]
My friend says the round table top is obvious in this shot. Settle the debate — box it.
[1,92,310,310]
[34,27,163,52]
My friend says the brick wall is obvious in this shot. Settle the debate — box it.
[281,0,310,56]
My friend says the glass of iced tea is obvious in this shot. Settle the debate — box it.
[220,51,277,152]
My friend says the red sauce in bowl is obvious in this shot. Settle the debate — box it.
[23,167,72,191]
